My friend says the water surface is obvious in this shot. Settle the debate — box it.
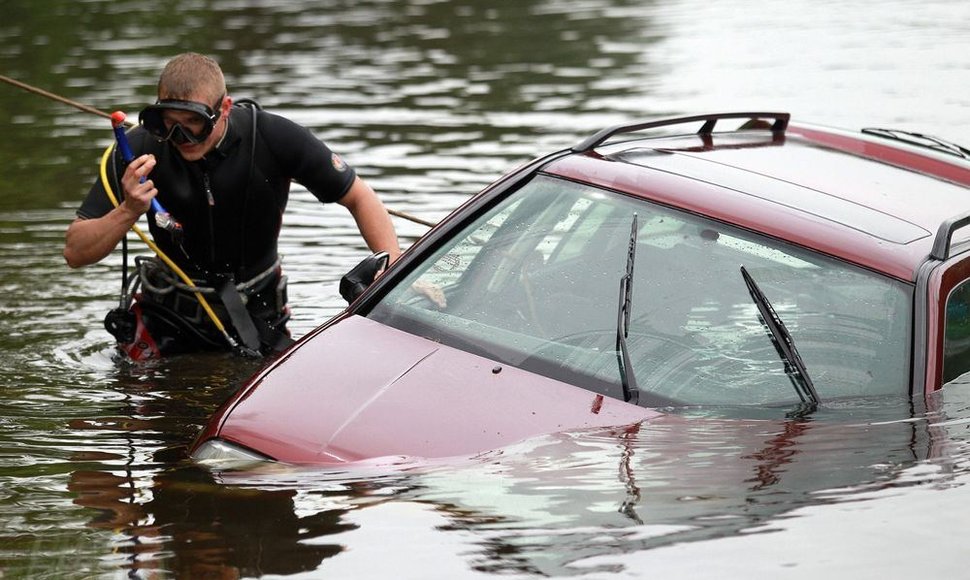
[2,0,970,577]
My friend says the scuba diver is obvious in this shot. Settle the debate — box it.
[64,52,401,360]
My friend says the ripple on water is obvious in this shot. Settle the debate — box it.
[2,0,970,576]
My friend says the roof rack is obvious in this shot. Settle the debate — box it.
[572,112,790,153]
[931,210,970,261]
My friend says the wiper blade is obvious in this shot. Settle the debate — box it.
[616,214,640,405]
[740,266,821,409]
[862,127,970,160]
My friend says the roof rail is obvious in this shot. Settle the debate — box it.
[931,210,970,261]
[572,112,790,153]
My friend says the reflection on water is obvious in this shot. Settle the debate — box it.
[2,0,970,577]
[47,391,968,577]
[68,466,353,577]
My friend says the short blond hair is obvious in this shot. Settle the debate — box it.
[157,53,226,103]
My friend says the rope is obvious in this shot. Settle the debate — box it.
[388,207,436,228]
[0,74,129,124]
[1,74,435,227]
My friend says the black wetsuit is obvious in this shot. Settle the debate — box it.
[78,103,357,354]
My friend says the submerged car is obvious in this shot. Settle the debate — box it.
[191,111,970,465]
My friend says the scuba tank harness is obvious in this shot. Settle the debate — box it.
[101,111,258,357]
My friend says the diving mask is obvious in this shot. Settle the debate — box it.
[139,96,224,145]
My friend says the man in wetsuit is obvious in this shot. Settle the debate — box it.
[64,52,401,358]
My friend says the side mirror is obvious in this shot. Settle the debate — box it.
[339,252,390,304]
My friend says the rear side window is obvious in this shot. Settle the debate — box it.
[944,280,970,383]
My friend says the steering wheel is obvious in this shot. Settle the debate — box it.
[522,328,705,400]
[513,250,549,334]
[528,326,830,405]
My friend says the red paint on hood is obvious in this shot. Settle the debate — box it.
[216,316,659,464]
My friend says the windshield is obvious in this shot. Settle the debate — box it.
[369,175,913,406]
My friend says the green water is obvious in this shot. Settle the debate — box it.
[2,0,970,577]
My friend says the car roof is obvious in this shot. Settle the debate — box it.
[543,114,970,281]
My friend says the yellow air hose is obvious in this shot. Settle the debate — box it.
[98,144,240,350]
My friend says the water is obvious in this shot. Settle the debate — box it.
[2,0,970,577]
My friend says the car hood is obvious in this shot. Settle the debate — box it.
[215,315,660,464]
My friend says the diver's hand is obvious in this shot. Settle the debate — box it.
[412,279,447,309]
[120,154,158,216]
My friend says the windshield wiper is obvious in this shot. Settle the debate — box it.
[616,214,640,405]
[862,127,970,160]
[740,266,821,410]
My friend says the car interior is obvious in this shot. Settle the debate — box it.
[369,175,914,407]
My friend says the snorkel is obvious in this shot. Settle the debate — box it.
[110,111,183,236]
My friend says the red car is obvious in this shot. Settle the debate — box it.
[191,112,970,465]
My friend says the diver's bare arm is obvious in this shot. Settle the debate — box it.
[63,154,158,268]
[64,208,141,268]
[338,176,402,262]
